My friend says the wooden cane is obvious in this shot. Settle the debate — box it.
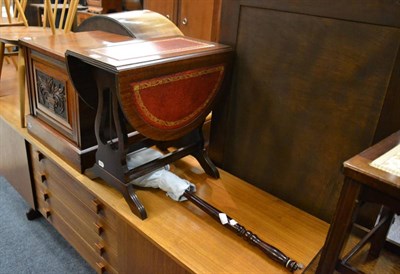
[182,190,304,272]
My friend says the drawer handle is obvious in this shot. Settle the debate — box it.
[37,152,45,162]
[43,191,49,201]
[94,222,104,235]
[182,17,188,25]
[40,175,47,183]
[165,14,170,19]
[44,209,51,218]
[91,199,103,214]
[96,262,106,273]
[95,242,105,256]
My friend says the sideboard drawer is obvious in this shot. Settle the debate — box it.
[39,202,118,274]
[30,146,119,229]
[29,144,121,273]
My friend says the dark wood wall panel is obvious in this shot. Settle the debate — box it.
[210,0,400,222]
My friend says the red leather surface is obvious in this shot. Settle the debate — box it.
[131,65,224,130]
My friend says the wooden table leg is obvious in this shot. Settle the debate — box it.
[316,177,361,274]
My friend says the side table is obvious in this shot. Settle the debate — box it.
[316,131,400,273]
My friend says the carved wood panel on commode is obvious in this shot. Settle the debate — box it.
[209,0,400,224]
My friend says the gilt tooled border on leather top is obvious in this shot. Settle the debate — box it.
[131,65,224,130]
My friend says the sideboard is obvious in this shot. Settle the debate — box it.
[0,64,328,273]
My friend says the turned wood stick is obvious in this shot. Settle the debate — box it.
[182,190,304,272]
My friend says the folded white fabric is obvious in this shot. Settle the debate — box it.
[126,148,196,201]
[126,147,170,171]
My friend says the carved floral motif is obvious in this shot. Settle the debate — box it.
[36,70,67,119]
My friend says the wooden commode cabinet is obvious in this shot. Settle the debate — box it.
[144,0,221,41]
[21,32,135,173]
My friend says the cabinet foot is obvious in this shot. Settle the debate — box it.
[26,208,41,220]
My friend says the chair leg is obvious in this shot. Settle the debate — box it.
[5,46,18,69]
[18,47,26,128]
[4,45,18,69]
[10,55,18,69]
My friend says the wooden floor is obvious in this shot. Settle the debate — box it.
[1,61,400,273]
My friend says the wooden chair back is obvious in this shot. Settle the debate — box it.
[1,0,28,26]
[43,0,79,34]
